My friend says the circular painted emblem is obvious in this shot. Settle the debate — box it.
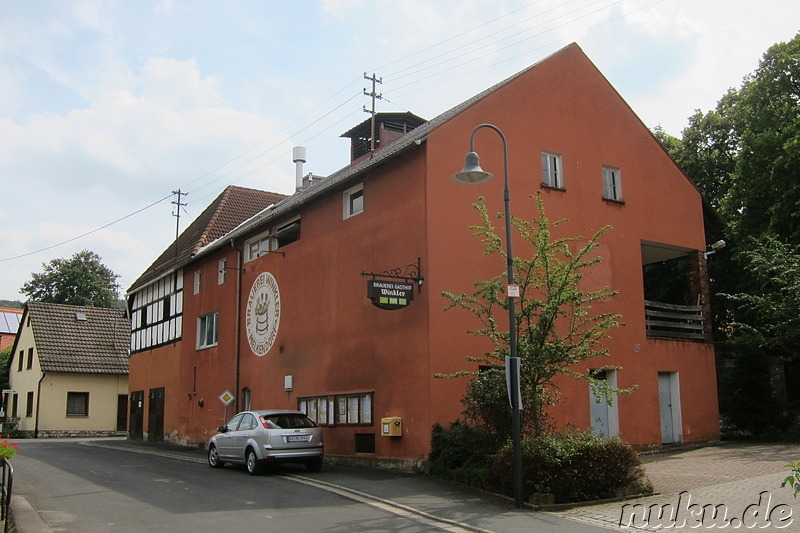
[245,272,281,357]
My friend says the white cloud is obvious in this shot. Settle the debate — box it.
[140,57,225,108]
[320,0,364,21]
[155,0,173,16]
[1,0,799,300]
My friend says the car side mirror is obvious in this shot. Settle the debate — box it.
[217,426,228,433]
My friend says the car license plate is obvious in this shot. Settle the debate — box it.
[286,435,310,443]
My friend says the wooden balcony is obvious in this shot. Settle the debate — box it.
[645,300,706,340]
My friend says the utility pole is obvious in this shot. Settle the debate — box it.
[171,189,188,260]
[363,72,383,153]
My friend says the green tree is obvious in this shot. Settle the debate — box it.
[725,35,800,242]
[676,33,800,241]
[20,250,121,308]
[440,195,631,438]
[669,33,800,435]
[0,346,11,391]
[717,235,800,431]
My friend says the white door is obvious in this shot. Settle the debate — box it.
[589,370,619,437]
[658,372,681,444]
[590,372,610,437]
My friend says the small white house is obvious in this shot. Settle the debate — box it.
[7,302,130,437]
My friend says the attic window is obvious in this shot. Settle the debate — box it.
[272,219,301,249]
[76,312,87,322]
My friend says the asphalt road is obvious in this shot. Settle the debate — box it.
[12,440,469,532]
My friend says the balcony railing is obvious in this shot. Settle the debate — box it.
[645,300,705,340]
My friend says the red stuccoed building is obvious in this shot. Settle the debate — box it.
[126,44,720,468]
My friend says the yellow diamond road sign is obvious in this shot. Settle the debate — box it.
[219,390,235,406]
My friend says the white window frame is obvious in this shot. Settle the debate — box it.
[541,152,563,189]
[299,392,372,426]
[602,166,623,202]
[193,270,201,295]
[343,183,364,219]
[245,231,271,262]
[197,312,219,349]
[218,258,227,285]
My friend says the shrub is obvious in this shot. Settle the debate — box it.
[429,421,497,487]
[485,429,647,503]
[461,368,512,442]
[2,417,21,439]
[0,436,19,460]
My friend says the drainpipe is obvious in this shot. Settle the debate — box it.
[231,239,243,413]
[34,370,46,438]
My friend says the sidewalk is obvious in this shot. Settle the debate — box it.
[560,442,800,531]
[9,439,800,532]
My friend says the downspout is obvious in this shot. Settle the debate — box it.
[232,239,243,413]
[34,370,46,438]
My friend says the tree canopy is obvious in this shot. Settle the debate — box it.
[657,32,800,435]
[20,250,121,308]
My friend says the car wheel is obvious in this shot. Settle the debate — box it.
[305,458,323,472]
[208,445,224,468]
[245,448,263,475]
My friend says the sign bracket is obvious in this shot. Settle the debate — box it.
[360,257,424,292]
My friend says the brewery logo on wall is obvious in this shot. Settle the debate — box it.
[246,272,281,356]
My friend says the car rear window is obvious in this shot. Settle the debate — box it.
[266,414,317,429]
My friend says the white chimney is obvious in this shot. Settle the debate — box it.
[293,146,307,190]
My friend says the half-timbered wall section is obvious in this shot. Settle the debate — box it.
[130,271,184,352]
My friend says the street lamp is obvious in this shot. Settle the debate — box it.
[451,123,524,509]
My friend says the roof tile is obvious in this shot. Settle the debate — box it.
[27,302,131,374]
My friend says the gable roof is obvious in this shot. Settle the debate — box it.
[23,302,131,374]
[129,185,288,292]
[197,47,572,254]
[190,42,720,259]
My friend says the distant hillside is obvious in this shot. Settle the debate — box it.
[0,300,23,309]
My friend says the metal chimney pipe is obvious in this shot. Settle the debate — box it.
[293,146,307,190]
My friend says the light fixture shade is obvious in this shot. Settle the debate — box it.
[451,151,494,184]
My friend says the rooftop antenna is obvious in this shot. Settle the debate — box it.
[363,73,383,153]
[172,189,188,259]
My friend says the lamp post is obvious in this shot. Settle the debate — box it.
[451,123,524,509]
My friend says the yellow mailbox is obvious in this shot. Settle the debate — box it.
[381,417,403,437]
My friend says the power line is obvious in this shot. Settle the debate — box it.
[3,0,664,264]
[0,193,174,262]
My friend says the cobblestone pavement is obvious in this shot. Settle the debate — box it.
[554,443,800,531]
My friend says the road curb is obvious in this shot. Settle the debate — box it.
[11,495,53,533]
[286,474,492,533]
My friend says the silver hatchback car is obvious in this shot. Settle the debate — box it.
[207,409,324,474]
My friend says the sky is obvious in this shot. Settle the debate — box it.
[0,0,798,301]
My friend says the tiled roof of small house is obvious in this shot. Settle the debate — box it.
[128,185,287,292]
[25,302,130,374]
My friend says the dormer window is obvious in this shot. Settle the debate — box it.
[272,219,301,249]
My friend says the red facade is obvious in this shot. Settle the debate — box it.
[128,44,720,465]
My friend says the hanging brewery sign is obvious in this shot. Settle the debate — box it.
[246,272,281,356]
[367,280,415,310]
